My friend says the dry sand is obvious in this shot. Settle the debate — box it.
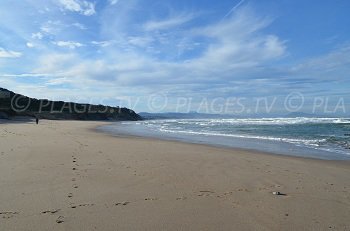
[0,120,349,230]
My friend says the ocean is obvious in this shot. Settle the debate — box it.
[99,117,350,160]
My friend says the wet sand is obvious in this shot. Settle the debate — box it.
[0,120,349,230]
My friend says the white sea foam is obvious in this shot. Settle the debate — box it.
[144,117,350,126]
[119,117,350,157]
[158,127,325,145]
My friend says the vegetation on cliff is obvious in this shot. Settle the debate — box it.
[0,88,142,121]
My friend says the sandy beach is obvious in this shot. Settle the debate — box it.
[0,120,349,230]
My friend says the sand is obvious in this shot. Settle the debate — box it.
[0,120,349,230]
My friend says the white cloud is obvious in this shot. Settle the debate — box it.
[292,45,350,72]
[189,7,285,72]
[40,20,62,34]
[53,41,84,49]
[58,0,96,16]
[33,53,77,74]
[45,77,71,86]
[108,0,119,5]
[28,6,287,93]
[91,40,115,47]
[31,32,43,40]
[143,14,195,31]
[26,42,35,48]
[128,36,154,47]
[0,73,55,78]
[59,0,81,12]
[0,47,22,58]
[288,45,350,82]
[72,22,86,30]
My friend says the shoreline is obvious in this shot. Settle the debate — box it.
[1,120,349,230]
[95,122,350,163]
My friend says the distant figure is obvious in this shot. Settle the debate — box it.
[36,117,39,124]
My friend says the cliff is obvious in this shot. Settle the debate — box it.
[0,88,142,121]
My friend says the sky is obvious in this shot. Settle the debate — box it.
[0,0,350,115]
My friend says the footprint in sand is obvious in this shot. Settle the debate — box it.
[223,191,234,195]
[115,202,130,206]
[42,209,60,214]
[0,211,19,219]
[56,216,64,224]
[68,193,73,198]
[232,201,240,208]
[78,203,94,207]
[144,198,158,201]
[197,190,215,197]
[216,191,234,198]
[237,188,249,192]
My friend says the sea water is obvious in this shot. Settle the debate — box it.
[99,117,350,160]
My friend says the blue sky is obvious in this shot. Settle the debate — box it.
[0,0,350,115]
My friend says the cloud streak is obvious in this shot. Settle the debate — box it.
[223,0,246,19]
[53,41,84,49]
[0,47,22,58]
[143,13,196,31]
[108,0,119,5]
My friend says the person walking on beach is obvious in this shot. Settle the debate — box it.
[36,117,39,124]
